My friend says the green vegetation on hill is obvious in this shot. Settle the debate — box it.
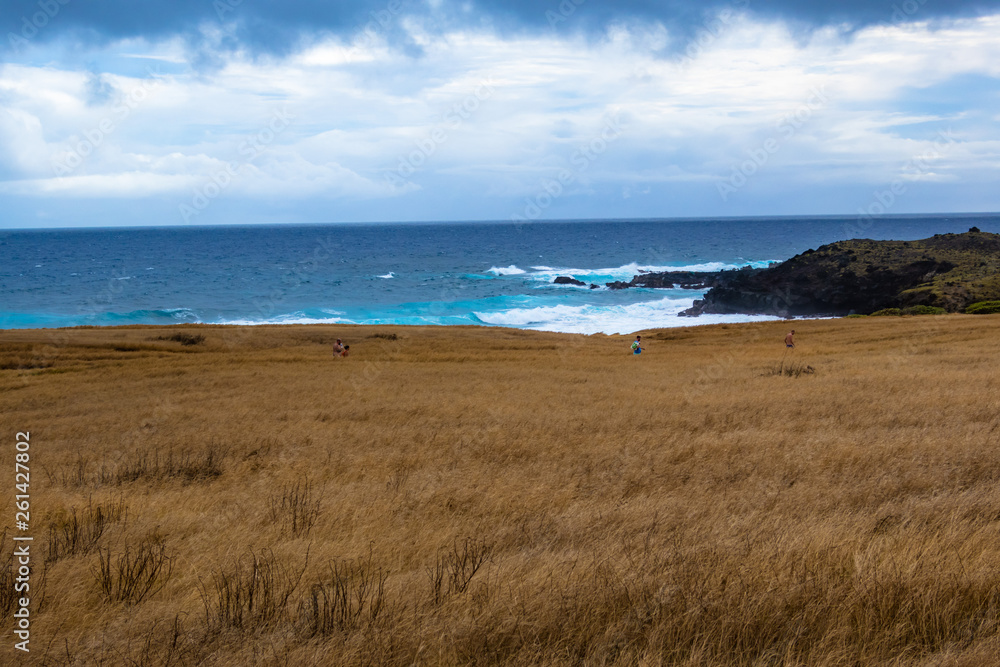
[966,300,1000,314]
[684,229,1000,317]
[792,230,1000,313]
[870,306,947,316]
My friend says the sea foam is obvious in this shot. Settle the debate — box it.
[517,260,779,286]
[487,265,527,275]
[474,296,779,334]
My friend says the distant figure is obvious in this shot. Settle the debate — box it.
[341,345,350,358]
[631,335,642,355]
[333,338,345,357]
[785,330,795,348]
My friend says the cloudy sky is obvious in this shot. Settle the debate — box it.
[1,0,998,228]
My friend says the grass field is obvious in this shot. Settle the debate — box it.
[2,316,1000,666]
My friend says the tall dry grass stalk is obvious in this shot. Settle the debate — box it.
[2,317,1000,665]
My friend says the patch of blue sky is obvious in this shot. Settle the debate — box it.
[892,73,1000,120]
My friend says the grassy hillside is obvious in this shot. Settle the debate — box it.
[689,230,1000,316]
[3,318,1000,665]
[795,230,1000,311]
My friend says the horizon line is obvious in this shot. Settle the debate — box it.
[4,211,999,233]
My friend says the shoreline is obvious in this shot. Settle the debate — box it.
[0,311,796,336]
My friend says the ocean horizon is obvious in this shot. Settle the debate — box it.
[3,214,999,335]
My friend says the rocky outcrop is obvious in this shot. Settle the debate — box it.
[630,271,729,289]
[605,269,742,291]
[554,276,587,286]
[678,230,1000,317]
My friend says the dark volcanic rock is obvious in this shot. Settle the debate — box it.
[629,270,727,289]
[678,299,705,317]
[679,231,1000,317]
[605,265,763,290]
[605,269,746,291]
[554,276,587,286]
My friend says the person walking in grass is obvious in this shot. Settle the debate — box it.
[785,330,795,348]
[631,335,642,355]
[333,338,345,357]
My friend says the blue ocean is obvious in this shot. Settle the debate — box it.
[2,215,998,334]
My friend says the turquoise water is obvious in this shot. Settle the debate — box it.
[2,215,997,334]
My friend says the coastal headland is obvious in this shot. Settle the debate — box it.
[3,317,1000,665]
[599,229,1000,318]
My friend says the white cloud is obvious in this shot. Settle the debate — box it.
[0,107,50,177]
[0,172,195,197]
[0,11,998,224]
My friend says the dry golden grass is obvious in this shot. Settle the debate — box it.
[2,316,1000,666]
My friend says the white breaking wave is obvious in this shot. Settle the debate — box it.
[377,272,395,279]
[487,265,526,275]
[475,297,779,334]
[523,260,779,285]
[164,308,199,319]
[219,309,346,326]
[483,260,778,284]
[220,317,341,326]
[214,300,778,334]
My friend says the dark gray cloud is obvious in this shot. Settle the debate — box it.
[4,0,999,57]
[481,0,1000,31]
